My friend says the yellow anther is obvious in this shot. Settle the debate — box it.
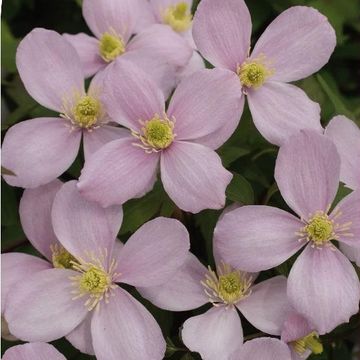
[305,212,334,246]
[163,2,193,32]
[72,95,102,129]
[51,244,77,269]
[238,56,274,89]
[292,332,323,355]
[79,266,111,294]
[99,32,125,62]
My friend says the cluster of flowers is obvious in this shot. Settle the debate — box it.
[2,0,360,359]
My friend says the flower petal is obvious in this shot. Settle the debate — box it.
[251,6,336,82]
[138,252,208,310]
[281,312,314,343]
[2,343,66,360]
[275,130,340,219]
[52,181,122,259]
[247,82,322,146]
[19,180,62,260]
[5,268,88,342]
[133,0,157,33]
[168,68,243,148]
[2,118,82,188]
[287,245,360,334]
[78,137,159,207]
[182,306,243,360]
[177,51,205,83]
[82,0,137,42]
[16,28,84,112]
[161,141,232,213]
[237,276,291,335]
[91,287,165,360]
[325,115,360,190]
[116,217,189,287]
[214,205,304,272]
[150,0,193,22]
[340,243,360,267]
[192,0,251,71]
[63,33,105,78]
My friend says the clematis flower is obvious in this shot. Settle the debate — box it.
[4,180,190,360]
[1,29,129,189]
[192,0,336,145]
[139,249,291,360]
[3,343,66,360]
[215,130,360,334]
[78,60,243,213]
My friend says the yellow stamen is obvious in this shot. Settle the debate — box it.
[292,332,323,355]
[163,2,193,32]
[99,32,125,62]
[51,244,78,269]
[72,95,102,129]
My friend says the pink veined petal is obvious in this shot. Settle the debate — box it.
[63,33,105,78]
[150,0,193,22]
[232,338,292,360]
[325,115,360,190]
[91,287,166,360]
[82,0,137,43]
[340,243,360,267]
[176,51,205,83]
[289,348,311,360]
[182,306,243,360]
[1,253,51,313]
[5,268,88,342]
[78,137,159,207]
[287,245,360,334]
[275,130,340,219]
[247,82,322,146]
[127,24,192,68]
[281,312,314,343]
[66,313,95,356]
[116,217,190,287]
[138,252,208,310]
[19,180,63,260]
[101,59,165,131]
[237,276,291,335]
[214,205,304,272]
[161,141,232,213]
[16,28,84,112]
[2,118,82,189]
[83,125,131,160]
[2,343,66,360]
[168,68,243,148]
[133,0,157,33]
[192,0,251,71]
[251,6,336,83]
[51,181,122,260]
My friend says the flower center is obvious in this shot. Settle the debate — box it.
[202,262,252,306]
[237,56,273,89]
[163,2,193,32]
[99,32,125,62]
[305,213,334,245]
[292,332,323,356]
[72,95,103,129]
[51,244,78,269]
[79,266,110,294]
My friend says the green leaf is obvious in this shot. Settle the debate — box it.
[226,173,254,205]
[1,181,19,226]
[218,146,250,167]
[1,21,19,73]
[331,183,353,209]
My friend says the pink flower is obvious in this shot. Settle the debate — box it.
[3,180,190,360]
[139,250,290,360]
[78,60,243,213]
[1,29,129,189]
[192,0,336,145]
[215,130,360,334]
[3,343,66,360]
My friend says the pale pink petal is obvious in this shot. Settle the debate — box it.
[192,0,251,71]
[66,313,95,355]
[127,24,192,67]
[287,245,360,334]
[275,130,340,219]
[247,82,322,146]
[19,180,63,260]
[161,141,232,213]
[168,68,243,147]
[82,0,137,42]
[78,138,159,207]
[133,0,157,33]
[52,181,122,259]
[251,6,336,82]
[3,343,66,360]
[16,28,84,112]
[182,306,243,360]
[1,253,51,313]
[150,0,193,22]
[83,125,130,159]
[325,115,360,190]
[237,276,291,335]
[177,51,205,83]
[101,59,165,131]
[281,313,314,343]
[340,243,360,267]
[116,217,189,287]
[232,338,291,360]
[138,252,208,310]
[91,287,165,360]
[5,268,88,342]
[2,118,82,189]
[214,205,304,272]
[63,33,105,77]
